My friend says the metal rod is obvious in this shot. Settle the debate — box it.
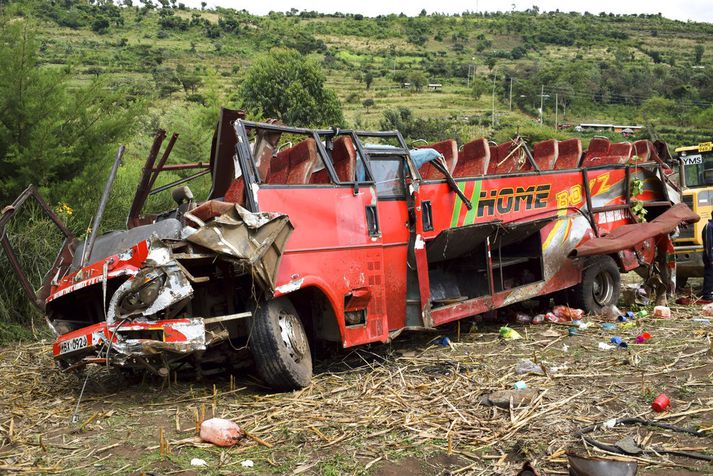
[81,145,125,268]
[149,169,210,196]
[127,129,166,228]
[147,133,179,191]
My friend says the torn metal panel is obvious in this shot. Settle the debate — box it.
[111,318,206,362]
[107,237,193,324]
[570,203,699,258]
[426,221,500,263]
[184,201,293,292]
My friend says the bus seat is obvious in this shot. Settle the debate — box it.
[417,139,458,180]
[608,142,633,161]
[270,138,320,184]
[580,137,611,167]
[454,138,490,177]
[533,139,559,170]
[554,138,582,169]
[311,136,357,184]
[633,140,652,162]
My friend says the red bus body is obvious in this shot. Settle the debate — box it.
[0,109,695,386]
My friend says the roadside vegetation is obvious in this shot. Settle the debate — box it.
[1,0,713,340]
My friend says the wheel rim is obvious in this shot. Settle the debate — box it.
[278,310,308,364]
[592,270,614,306]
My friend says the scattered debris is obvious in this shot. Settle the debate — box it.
[601,304,622,320]
[567,453,637,476]
[431,336,451,347]
[190,458,208,467]
[485,388,538,409]
[703,303,713,316]
[614,435,643,455]
[598,342,616,350]
[516,312,533,324]
[500,326,523,340]
[513,380,528,390]
[651,393,671,412]
[532,314,545,324]
[635,332,652,344]
[653,305,671,318]
[515,359,545,375]
[241,460,255,468]
[199,418,244,447]
[552,305,584,321]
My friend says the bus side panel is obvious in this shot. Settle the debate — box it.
[258,186,389,347]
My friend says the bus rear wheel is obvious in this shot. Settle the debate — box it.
[570,255,621,314]
[250,297,312,391]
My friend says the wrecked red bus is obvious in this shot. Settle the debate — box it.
[0,109,697,390]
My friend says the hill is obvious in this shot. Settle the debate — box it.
[4,0,713,148]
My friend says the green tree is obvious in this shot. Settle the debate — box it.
[238,48,343,127]
[0,21,142,209]
[471,76,489,99]
[362,98,374,112]
[364,71,374,90]
[694,44,705,65]
[410,71,427,91]
[640,95,676,122]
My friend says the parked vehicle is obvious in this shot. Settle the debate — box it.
[0,108,696,390]
[671,141,713,288]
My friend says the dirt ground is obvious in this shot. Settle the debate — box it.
[1,287,712,475]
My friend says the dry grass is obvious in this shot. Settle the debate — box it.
[0,302,711,475]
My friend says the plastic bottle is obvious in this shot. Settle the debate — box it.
[200,418,243,447]
[635,310,648,318]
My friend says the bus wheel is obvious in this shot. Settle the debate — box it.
[571,256,621,314]
[251,297,312,390]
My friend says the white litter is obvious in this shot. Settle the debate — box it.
[191,458,207,467]
[241,460,255,468]
[598,342,615,351]
[603,418,618,429]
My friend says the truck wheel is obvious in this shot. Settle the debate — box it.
[250,297,312,390]
[571,256,621,314]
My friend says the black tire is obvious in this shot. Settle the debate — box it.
[570,255,621,314]
[250,297,312,390]
[676,276,688,291]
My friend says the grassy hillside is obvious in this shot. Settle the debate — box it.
[4,1,713,148]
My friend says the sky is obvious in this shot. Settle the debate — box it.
[180,0,713,23]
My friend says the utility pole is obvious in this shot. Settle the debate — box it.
[491,73,497,127]
[539,84,544,124]
[555,93,559,131]
[509,77,513,111]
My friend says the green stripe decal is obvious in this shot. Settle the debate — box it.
[463,180,482,225]
[450,182,467,227]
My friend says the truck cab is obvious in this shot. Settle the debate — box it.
[673,141,713,286]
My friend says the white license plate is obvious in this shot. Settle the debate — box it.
[59,335,90,355]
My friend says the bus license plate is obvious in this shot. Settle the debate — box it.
[59,335,90,355]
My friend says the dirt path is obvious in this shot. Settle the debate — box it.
[0,304,712,475]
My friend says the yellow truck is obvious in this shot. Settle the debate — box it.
[673,141,713,288]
